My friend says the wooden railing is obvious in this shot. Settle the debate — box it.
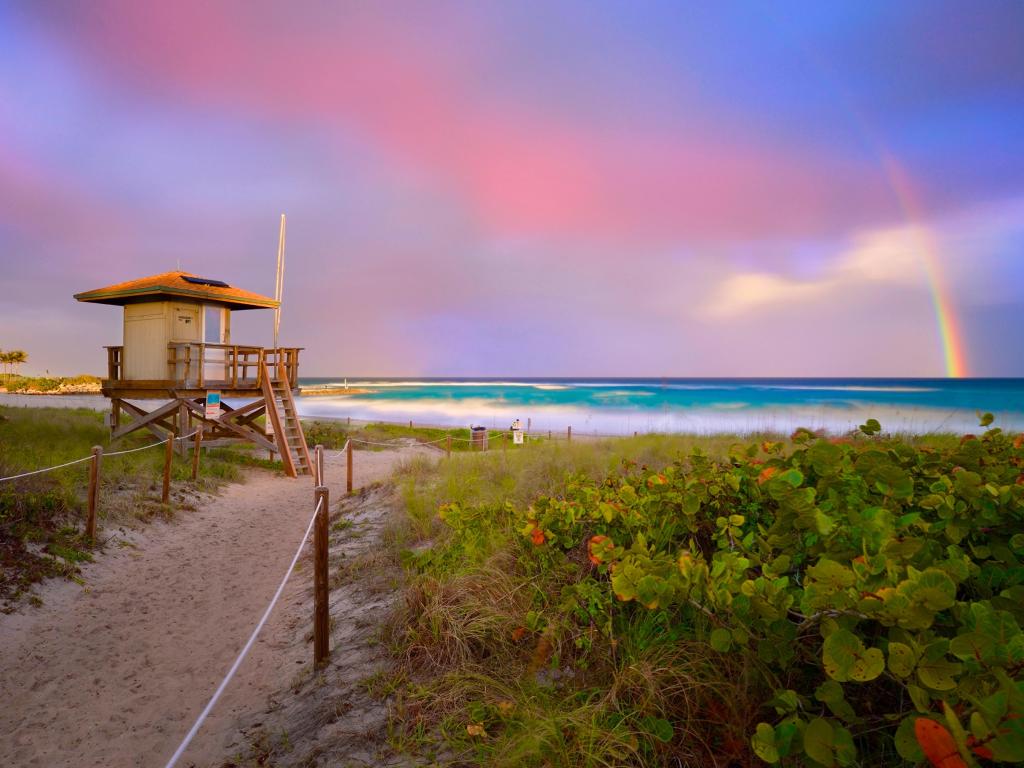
[102,344,301,390]
[168,343,301,389]
[105,345,123,381]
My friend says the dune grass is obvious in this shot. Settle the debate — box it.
[304,418,479,452]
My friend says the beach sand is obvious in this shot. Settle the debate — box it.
[0,443,433,767]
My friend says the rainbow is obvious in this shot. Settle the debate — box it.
[787,46,971,379]
[878,150,969,378]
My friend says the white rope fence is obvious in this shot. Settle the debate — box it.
[0,454,95,483]
[0,430,201,484]
[163,493,324,768]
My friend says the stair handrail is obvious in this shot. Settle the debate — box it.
[260,360,296,477]
[277,358,312,478]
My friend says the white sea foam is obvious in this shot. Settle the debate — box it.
[295,394,1022,435]
[754,385,939,393]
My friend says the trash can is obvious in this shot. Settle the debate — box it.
[470,426,489,451]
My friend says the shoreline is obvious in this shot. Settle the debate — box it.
[4,391,1016,437]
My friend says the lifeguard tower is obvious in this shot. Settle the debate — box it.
[74,271,311,477]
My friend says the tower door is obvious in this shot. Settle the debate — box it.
[172,304,201,342]
[171,304,202,385]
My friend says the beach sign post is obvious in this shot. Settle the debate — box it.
[205,391,222,420]
[512,418,524,445]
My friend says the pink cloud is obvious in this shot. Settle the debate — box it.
[28,1,898,243]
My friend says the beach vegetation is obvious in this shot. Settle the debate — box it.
[0,373,101,393]
[383,421,1024,766]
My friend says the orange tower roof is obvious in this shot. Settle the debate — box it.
[74,271,278,310]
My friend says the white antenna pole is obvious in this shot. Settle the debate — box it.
[273,214,286,350]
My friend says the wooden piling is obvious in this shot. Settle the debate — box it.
[178,403,189,456]
[86,445,102,540]
[502,430,507,454]
[446,434,452,458]
[346,440,353,493]
[162,432,174,504]
[409,420,413,430]
[313,485,330,666]
[567,425,572,443]
[191,426,203,481]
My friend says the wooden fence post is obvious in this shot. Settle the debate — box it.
[313,484,330,666]
[567,426,572,443]
[162,432,174,504]
[191,426,203,481]
[446,434,452,458]
[409,420,413,430]
[548,430,552,440]
[502,430,507,455]
[346,440,353,493]
[315,444,324,486]
[86,445,102,540]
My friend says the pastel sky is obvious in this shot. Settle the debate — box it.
[2,1,1023,377]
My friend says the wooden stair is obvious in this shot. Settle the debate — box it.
[260,361,311,478]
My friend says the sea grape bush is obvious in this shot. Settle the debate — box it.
[446,419,1024,765]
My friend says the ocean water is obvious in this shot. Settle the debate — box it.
[294,378,1024,436]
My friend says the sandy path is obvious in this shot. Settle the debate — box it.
[0,445,431,768]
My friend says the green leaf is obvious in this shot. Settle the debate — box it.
[815,680,845,704]
[804,717,836,767]
[769,689,799,715]
[807,559,855,590]
[776,469,804,488]
[916,654,962,691]
[859,418,881,435]
[642,716,674,743]
[887,641,916,678]
[751,722,780,763]
[823,629,884,682]
[807,441,844,475]
[710,627,732,653]
[815,680,857,722]
[850,647,885,682]
[978,411,994,427]
[833,724,857,766]
[907,683,932,712]
[950,630,995,665]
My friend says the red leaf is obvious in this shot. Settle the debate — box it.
[915,718,967,768]
[588,535,612,565]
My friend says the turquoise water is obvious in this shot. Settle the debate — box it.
[295,378,1024,435]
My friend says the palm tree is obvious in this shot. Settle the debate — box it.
[9,350,27,378]
[0,350,9,381]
